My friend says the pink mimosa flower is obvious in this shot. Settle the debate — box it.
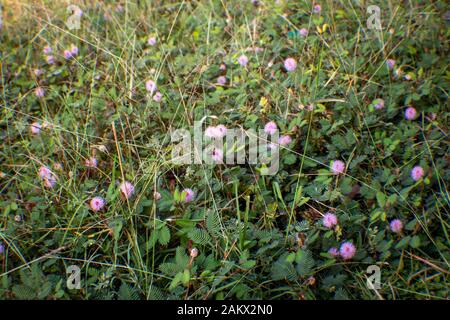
[64,50,73,59]
[284,57,297,72]
[145,80,157,94]
[120,181,135,199]
[405,107,417,120]
[46,55,55,64]
[238,54,249,66]
[373,99,384,109]
[90,197,105,212]
[328,247,339,257]
[331,160,345,174]
[85,157,98,168]
[278,135,292,146]
[313,4,321,13]
[148,36,157,46]
[211,148,223,163]
[339,242,356,260]
[43,46,52,55]
[410,166,424,181]
[217,76,226,85]
[70,45,79,56]
[299,28,309,37]
[389,219,403,233]
[35,87,45,97]
[386,59,396,70]
[216,125,227,137]
[182,188,195,202]
[264,121,277,135]
[30,122,42,135]
[153,91,162,102]
[322,212,338,228]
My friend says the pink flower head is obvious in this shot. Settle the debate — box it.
[46,55,55,64]
[390,219,403,233]
[328,247,339,257]
[205,126,221,139]
[339,242,356,260]
[145,80,157,94]
[386,59,396,70]
[64,50,73,60]
[410,166,424,181]
[313,4,321,13]
[120,181,135,199]
[211,148,223,163]
[39,166,52,179]
[147,36,157,46]
[219,63,227,71]
[34,69,43,77]
[299,28,309,37]
[182,188,195,202]
[70,45,79,56]
[216,124,227,137]
[43,46,52,55]
[39,166,57,188]
[284,57,297,72]
[153,91,162,102]
[90,196,105,212]
[373,99,384,110]
[264,121,278,135]
[35,87,45,97]
[405,107,417,120]
[43,176,57,188]
[30,122,42,135]
[217,76,227,85]
[85,157,98,168]
[238,54,249,66]
[322,212,338,228]
[278,135,292,146]
[331,160,345,174]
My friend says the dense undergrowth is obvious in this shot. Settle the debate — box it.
[0,0,449,300]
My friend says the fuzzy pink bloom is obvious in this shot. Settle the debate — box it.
[153,91,162,102]
[71,45,79,56]
[322,212,338,228]
[120,181,135,199]
[216,125,227,137]
[204,126,221,139]
[46,55,55,64]
[339,242,356,260]
[410,166,424,181]
[39,166,57,188]
[278,135,292,146]
[299,28,309,37]
[145,80,157,94]
[90,196,105,212]
[238,55,249,66]
[34,69,43,77]
[217,76,227,85]
[284,57,297,72]
[331,160,345,174]
[219,64,227,71]
[211,148,223,163]
[313,4,321,13]
[264,121,277,135]
[43,46,52,55]
[30,122,42,135]
[373,99,384,110]
[405,107,417,120]
[390,219,403,233]
[182,188,195,202]
[39,166,52,179]
[35,87,45,98]
[64,50,73,60]
[43,176,56,188]
[328,247,339,257]
[147,36,157,46]
[386,59,396,70]
[85,157,98,168]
